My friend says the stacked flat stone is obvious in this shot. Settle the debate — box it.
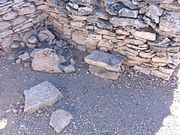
[0,0,180,80]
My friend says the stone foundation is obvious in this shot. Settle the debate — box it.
[0,0,180,80]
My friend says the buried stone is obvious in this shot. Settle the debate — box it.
[24,81,63,113]
[84,51,126,72]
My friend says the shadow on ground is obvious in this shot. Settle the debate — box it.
[0,50,179,135]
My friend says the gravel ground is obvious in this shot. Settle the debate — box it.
[0,49,180,135]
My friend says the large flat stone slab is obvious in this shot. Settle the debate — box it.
[84,51,126,72]
[89,65,119,80]
[49,109,73,133]
[24,81,63,113]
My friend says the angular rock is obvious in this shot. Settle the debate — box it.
[95,8,109,19]
[38,30,55,42]
[84,51,126,72]
[18,52,30,61]
[118,8,138,18]
[146,5,163,23]
[97,19,112,29]
[131,30,156,41]
[49,109,73,133]
[160,1,180,12]
[159,11,180,36]
[28,36,38,44]
[106,2,124,15]
[119,0,138,9]
[89,65,119,80]
[110,17,147,28]
[24,81,63,113]
[32,48,62,73]
[97,39,113,50]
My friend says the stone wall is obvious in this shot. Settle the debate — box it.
[0,0,180,80]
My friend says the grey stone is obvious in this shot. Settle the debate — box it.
[160,1,180,12]
[38,30,55,42]
[28,36,38,44]
[89,65,119,80]
[84,51,126,72]
[119,0,139,9]
[146,5,163,23]
[0,0,8,4]
[49,109,73,133]
[18,52,30,61]
[145,0,175,4]
[118,8,138,18]
[110,17,147,28]
[95,9,109,19]
[159,11,180,36]
[96,19,112,29]
[106,2,124,15]
[24,81,63,113]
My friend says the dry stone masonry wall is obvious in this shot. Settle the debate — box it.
[0,0,180,80]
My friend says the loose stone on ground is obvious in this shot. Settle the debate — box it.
[24,81,63,113]
[49,109,73,133]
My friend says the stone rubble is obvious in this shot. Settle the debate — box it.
[0,0,180,80]
[24,81,63,113]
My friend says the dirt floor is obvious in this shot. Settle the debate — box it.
[0,49,180,135]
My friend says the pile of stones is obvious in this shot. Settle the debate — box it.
[16,28,76,74]
[84,50,126,80]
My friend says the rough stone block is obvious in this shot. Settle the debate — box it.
[49,109,73,133]
[84,51,126,72]
[24,81,63,113]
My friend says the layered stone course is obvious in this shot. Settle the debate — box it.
[0,0,180,80]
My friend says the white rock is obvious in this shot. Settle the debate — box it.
[49,109,73,133]
[131,30,156,41]
[24,81,63,113]
[62,65,76,73]
[31,48,62,73]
